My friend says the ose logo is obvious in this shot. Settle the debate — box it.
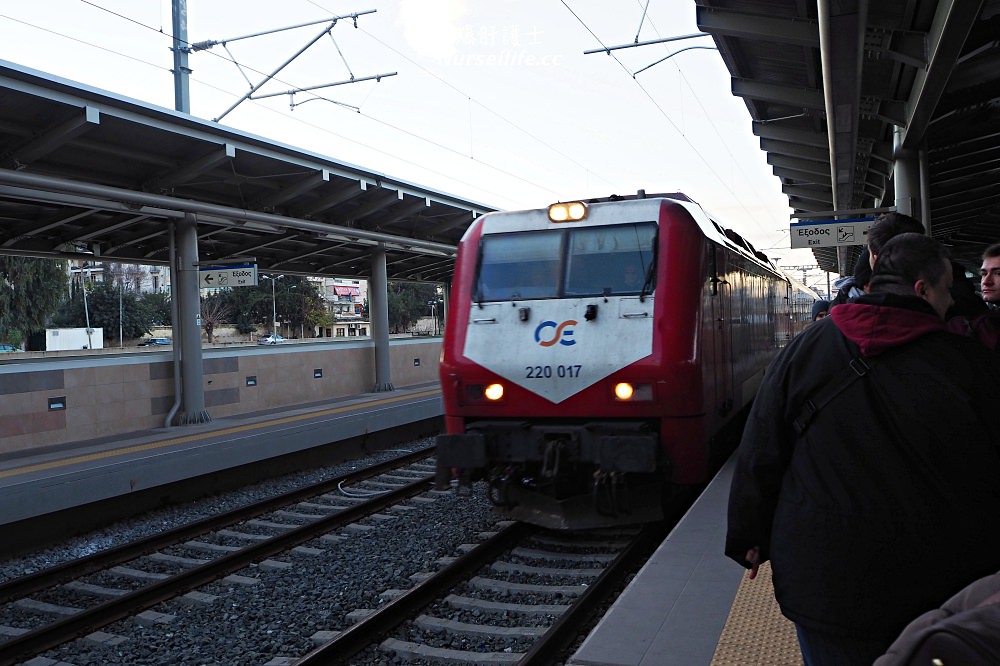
[535,320,577,347]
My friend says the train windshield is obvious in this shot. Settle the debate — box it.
[475,222,657,301]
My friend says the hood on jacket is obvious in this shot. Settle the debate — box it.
[829,293,946,356]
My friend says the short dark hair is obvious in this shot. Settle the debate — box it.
[983,243,1000,261]
[868,212,925,257]
[869,233,950,296]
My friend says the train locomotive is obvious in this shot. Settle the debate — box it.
[436,192,815,529]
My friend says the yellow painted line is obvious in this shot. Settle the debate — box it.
[0,388,441,480]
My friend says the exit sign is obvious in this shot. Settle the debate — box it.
[199,264,258,289]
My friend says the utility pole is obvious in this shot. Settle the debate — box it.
[171,0,191,113]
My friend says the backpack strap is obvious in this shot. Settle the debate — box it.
[792,356,874,436]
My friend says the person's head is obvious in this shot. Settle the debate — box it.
[869,233,953,319]
[852,250,873,291]
[980,243,1000,304]
[867,212,925,268]
[811,300,829,321]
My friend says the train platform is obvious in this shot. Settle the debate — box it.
[569,453,803,666]
[0,382,443,554]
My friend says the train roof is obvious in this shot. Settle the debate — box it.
[471,192,782,277]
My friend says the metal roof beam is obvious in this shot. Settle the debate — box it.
[782,184,834,203]
[788,197,830,212]
[1,206,101,246]
[772,165,832,184]
[64,214,151,243]
[695,6,819,47]
[732,78,825,109]
[429,209,478,235]
[752,121,828,148]
[250,170,329,210]
[143,143,236,192]
[6,106,100,168]
[898,0,983,147]
[375,198,431,229]
[332,189,399,224]
[767,153,832,178]
[760,138,831,161]
[292,182,364,218]
[0,169,458,255]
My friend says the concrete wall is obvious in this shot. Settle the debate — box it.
[0,337,441,456]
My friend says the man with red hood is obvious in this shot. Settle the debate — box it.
[726,233,1000,665]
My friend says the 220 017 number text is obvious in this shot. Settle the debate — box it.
[525,364,583,379]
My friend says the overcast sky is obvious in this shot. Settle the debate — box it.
[0,0,823,286]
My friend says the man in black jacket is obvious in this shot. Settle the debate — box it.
[726,233,1000,665]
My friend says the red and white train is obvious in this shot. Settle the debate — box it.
[436,192,816,529]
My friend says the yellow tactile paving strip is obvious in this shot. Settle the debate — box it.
[710,561,803,665]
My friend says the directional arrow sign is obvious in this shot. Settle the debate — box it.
[790,217,875,249]
[199,264,258,289]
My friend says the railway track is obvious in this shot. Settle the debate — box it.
[0,450,438,665]
[0,445,671,665]
[299,520,665,665]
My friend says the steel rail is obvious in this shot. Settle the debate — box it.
[0,471,435,665]
[295,520,534,664]
[518,523,667,665]
[0,448,431,604]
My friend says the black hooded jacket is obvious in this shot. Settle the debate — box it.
[726,293,1000,640]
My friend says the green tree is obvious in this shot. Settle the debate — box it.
[210,276,324,338]
[52,278,151,342]
[214,286,266,336]
[278,276,324,338]
[138,291,172,327]
[0,256,69,347]
[387,282,439,333]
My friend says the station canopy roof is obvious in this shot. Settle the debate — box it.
[0,60,496,283]
[698,0,1000,275]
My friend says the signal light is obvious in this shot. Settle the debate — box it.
[548,201,588,222]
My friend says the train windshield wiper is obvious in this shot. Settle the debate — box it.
[639,238,658,302]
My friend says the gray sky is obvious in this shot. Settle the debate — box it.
[0,0,822,282]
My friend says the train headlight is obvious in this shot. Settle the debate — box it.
[548,201,588,222]
[614,383,634,400]
[464,382,505,404]
[613,382,654,401]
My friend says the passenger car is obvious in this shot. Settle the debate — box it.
[258,334,285,345]
[0,343,20,353]
[138,337,171,346]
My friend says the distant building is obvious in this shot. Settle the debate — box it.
[68,260,171,294]
[313,277,369,337]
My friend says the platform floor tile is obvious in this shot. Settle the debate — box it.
[709,561,801,665]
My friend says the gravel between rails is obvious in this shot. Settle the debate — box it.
[0,441,436,584]
[0,439,527,664]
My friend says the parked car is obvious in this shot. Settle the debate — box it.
[138,337,171,346]
[258,334,285,345]
[0,343,20,353]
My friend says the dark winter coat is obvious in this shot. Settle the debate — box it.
[947,310,1000,350]
[726,293,1000,642]
[874,570,1000,665]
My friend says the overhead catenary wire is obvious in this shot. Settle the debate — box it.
[561,0,786,248]
[1,5,561,204]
